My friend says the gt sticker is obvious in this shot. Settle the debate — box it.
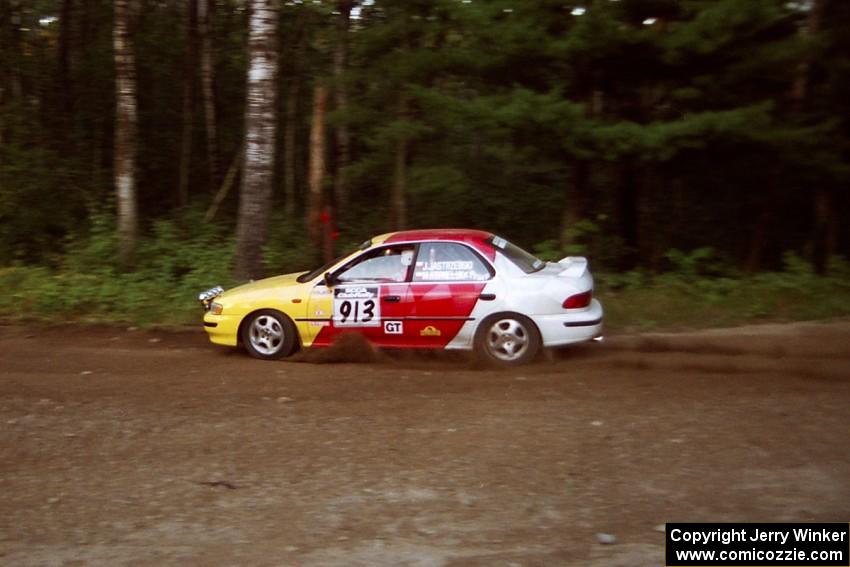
[333,286,380,327]
[383,321,403,334]
[420,325,441,337]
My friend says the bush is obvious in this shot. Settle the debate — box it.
[0,210,239,325]
[597,253,850,331]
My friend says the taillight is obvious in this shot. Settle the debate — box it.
[563,290,592,309]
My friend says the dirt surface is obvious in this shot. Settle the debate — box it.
[1,321,849,566]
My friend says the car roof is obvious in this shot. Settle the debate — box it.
[377,229,496,260]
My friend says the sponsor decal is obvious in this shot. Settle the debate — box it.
[383,321,403,335]
[420,325,441,337]
[414,260,484,281]
[314,309,325,316]
[335,286,375,300]
[310,321,330,327]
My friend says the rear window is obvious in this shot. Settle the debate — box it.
[488,236,545,273]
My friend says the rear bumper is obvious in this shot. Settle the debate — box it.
[531,299,603,347]
[202,313,241,346]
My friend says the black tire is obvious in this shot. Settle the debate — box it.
[473,312,541,367]
[241,309,298,360]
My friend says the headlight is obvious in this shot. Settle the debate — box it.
[209,302,224,315]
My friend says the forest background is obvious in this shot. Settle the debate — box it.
[0,0,848,329]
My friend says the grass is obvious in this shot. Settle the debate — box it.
[597,257,850,331]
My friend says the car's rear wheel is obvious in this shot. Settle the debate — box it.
[474,313,541,366]
[241,310,298,360]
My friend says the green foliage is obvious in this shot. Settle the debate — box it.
[0,211,240,325]
[599,254,850,331]
[0,140,86,264]
[262,213,320,276]
[663,247,725,278]
[531,216,622,267]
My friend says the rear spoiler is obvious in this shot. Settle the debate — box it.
[557,256,588,278]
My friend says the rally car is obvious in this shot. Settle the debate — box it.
[199,229,602,365]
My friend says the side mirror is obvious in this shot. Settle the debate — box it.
[323,271,337,287]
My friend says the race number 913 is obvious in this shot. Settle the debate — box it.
[333,286,380,327]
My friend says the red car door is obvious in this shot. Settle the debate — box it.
[406,241,494,348]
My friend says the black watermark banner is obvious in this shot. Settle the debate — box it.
[666,523,849,566]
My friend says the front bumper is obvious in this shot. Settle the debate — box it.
[531,299,604,347]
[202,312,241,346]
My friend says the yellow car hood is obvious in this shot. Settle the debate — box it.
[222,272,307,299]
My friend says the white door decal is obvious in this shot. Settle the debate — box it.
[333,286,380,327]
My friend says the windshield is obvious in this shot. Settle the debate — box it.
[488,236,545,273]
[294,239,374,283]
[296,253,349,283]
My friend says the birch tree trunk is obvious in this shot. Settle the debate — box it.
[114,0,139,267]
[198,0,219,192]
[234,0,279,281]
[307,84,328,249]
[333,0,353,211]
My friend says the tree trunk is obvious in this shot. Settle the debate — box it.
[390,94,408,231]
[234,0,279,281]
[790,0,825,110]
[0,0,24,146]
[811,186,837,274]
[7,0,23,101]
[283,77,300,218]
[282,20,304,219]
[198,0,219,193]
[114,0,139,267]
[178,0,198,208]
[205,139,244,222]
[57,0,75,144]
[333,0,353,211]
[307,84,328,249]
[617,163,640,270]
[790,0,834,274]
[745,173,777,273]
[560,159,588,251]
[560,87,600,253]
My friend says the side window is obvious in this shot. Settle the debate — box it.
[412,242,492,282]
[336,245,415,283]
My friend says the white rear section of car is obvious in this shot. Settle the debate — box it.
[445,254,603,350]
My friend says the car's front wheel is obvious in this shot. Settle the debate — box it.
[241,310,298,360]
[474,313,541,366]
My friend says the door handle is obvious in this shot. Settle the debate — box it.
[383,295,401,303]
[479,293,496,301]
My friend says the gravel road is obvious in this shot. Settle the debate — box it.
[1,322,848,566]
